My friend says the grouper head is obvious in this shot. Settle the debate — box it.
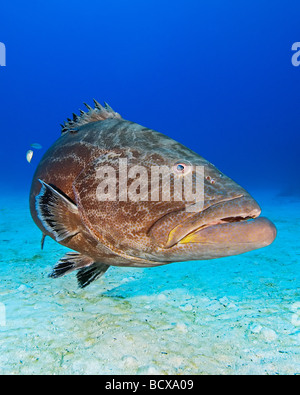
[69,117,277,264]
[111,140,278,263]
[143,150,277,262]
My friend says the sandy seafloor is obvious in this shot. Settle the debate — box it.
[0,190,299,375]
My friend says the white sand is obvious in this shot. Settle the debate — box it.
[0,191,299,375]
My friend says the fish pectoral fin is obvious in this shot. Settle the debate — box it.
[77,263,110,288]
[36,180,81,242]
[49,252,110,288]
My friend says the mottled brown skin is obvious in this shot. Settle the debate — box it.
[30,102,277,286]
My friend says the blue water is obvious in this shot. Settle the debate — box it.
[0,1,299,374]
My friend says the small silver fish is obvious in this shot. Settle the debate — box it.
[30,143,42,149]
[26,150,34,163]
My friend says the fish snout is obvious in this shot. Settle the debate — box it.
[220,193,262,221]
[162,194,261,248]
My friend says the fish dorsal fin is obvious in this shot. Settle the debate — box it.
[61,100,122,134]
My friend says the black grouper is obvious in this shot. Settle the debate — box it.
[30,101,276,288]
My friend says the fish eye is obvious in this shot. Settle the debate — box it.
[173,161,193,176]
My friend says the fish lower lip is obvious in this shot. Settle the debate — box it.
[165,195,262,248]
[179,216,277,247]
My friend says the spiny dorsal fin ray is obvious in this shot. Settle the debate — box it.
[61,100,122,134]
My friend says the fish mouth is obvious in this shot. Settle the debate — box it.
[178,216,277,249]
[179,214,257,242]
[164,195,276,248]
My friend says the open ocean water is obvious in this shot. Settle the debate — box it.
[0,1,299,375]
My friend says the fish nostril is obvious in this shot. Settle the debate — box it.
[205,175,216,184]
